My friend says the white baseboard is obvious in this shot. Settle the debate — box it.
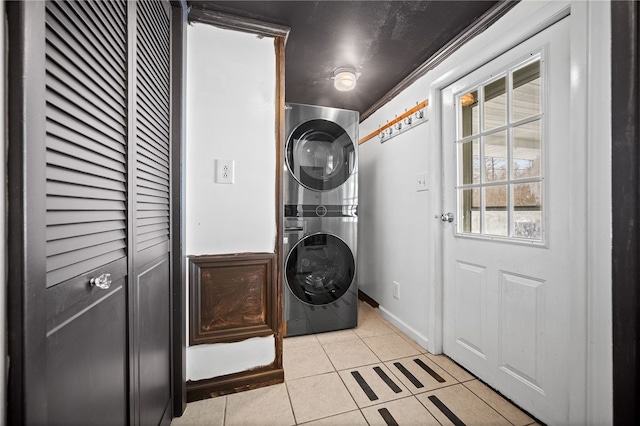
[378,306,429,351]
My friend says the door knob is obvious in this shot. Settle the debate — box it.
[90,273,112,290]
[441,212,454,223]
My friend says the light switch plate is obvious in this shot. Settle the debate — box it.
[416,172,428,191]
[215,159,234,184]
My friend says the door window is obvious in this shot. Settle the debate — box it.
[456,55,543,241]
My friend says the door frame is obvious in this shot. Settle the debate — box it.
[426,1,612,423]
[170,0,188,417]
[6,2,48,424]
[611,1,640,423]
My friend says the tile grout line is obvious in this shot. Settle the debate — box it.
[461,380,541,426]
[282,381,299,426]
[461,381,517,426]
[222,395,228,426]
[279,305,535,425]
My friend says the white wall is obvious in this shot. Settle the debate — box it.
[359,0,611,422]
[185,23,277,381]
[358,115,431,349]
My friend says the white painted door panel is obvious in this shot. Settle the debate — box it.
[442,19,581,425]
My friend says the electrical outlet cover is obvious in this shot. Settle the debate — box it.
[215,159,234,184]
[393,281,400,299]
[416,172,428,192]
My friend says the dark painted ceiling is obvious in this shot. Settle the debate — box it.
[188,1,499,117]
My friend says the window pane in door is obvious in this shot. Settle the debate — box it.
[513,60,541,121]
[459,139,480,185]
[484,131,508,182]
[459,188,480,234]
[513,182,542,240]
[460,90,479,138]
[484,77,507,130]
[513,120,542,179]
[484,185,508,236]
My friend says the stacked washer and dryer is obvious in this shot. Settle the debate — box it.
[283,103,359,337]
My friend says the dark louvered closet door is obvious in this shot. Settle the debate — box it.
[44,0,129,424]
[135,1,173,424]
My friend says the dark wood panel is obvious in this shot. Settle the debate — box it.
[186,365,284,401]
[274,36,285,372]
[189,253,277,345]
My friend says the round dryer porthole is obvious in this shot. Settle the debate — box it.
[286,119,356,191]
[285,233,355,306]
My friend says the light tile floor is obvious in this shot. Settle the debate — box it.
[172,301,541,426]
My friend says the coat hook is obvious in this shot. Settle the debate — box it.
[404,108,412,125]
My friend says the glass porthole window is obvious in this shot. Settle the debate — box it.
[285,233,355,305]
[286,119,356,191]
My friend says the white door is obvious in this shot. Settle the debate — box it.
[442,19,582,425]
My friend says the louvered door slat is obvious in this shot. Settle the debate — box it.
[137,59,170,109]
[137,177,169,193]
[47,210,127,227]
[47,220,126,241]
[137,91,169,133]
[137,84,169,127]
[137,142,170,170]
[46,45,126,110]
[47,91,124,141]
[137,162,169,183]
[47,229,127,257]
[47,197,125,212]
[46,12,125,94]
[46,75,126,137]
[136,210,168,220]
[66,1,127,74]
[44,13,126,95]
[137,185,170,199]
[137,54,170,105]
[48,168,126,194]
[141,2,170,53]
[137,25,169,81]
[135,0,170,253]
[45,0,127,289]
[75,1,126,56]
[47,118,126,157]
[47,137,126,175]
[47,107,125,155]
[47,182,126,202]
[137,130,169,159]
[137,151,169,175]
[48,61,125,124]
[137,117,169,153]
[47,2,126,86]
[136,222,169,236]
[138,216,169,228]
[47,150,126,183]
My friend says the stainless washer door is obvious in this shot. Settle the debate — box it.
[286,119,356,191]
[285,233,355,305]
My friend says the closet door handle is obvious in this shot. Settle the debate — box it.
[90,273,112,290]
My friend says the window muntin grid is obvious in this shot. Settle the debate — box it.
[455,54,543,242]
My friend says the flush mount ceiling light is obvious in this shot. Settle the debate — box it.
[333,67,357,91]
